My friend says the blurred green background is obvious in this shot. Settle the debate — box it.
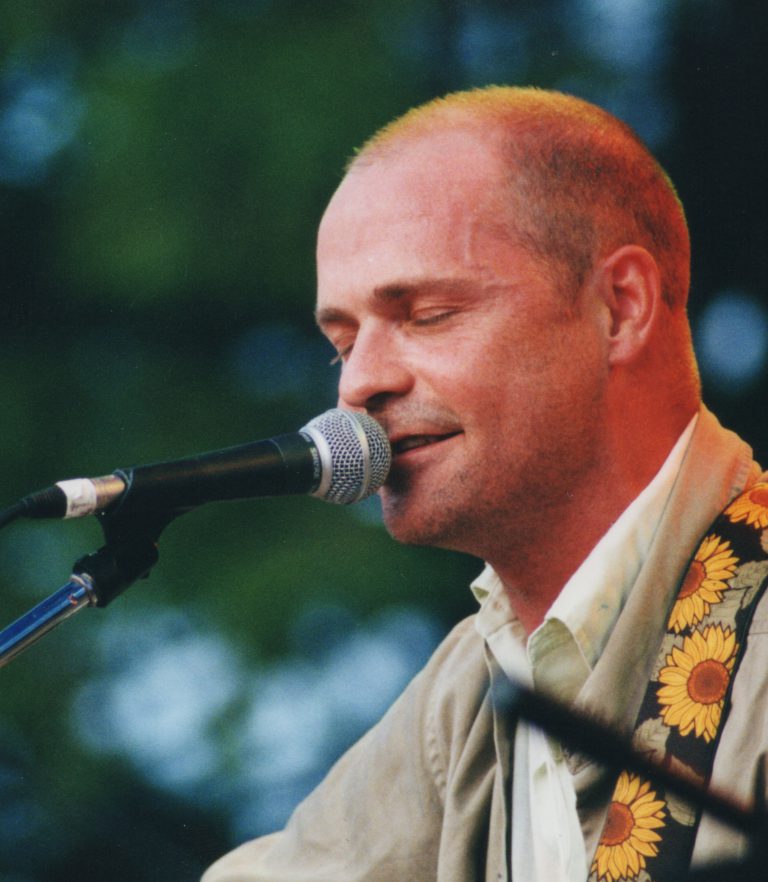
[0,1,766,879]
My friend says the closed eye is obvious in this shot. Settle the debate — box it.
[411,310,457,327]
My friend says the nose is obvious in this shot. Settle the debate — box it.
[337,323,414,410]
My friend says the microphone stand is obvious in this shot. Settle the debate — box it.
[0,506,181,668]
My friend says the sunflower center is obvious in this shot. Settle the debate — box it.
[748,486,768,508]
[687,658,729,705]
[600,801,634,847]
[679,560,706,599]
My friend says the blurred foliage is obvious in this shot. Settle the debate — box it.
[0,0,766,879]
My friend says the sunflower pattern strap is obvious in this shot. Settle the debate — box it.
[588,482,768,882]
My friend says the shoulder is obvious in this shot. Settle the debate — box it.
[410,614,491,731]
[366,613,489,732]
[421,614,487,681]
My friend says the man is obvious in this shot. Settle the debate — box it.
[203,87,768,881]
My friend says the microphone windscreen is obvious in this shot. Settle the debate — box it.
[302,409,391,504]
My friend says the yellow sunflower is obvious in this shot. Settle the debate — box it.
[725,483,768,530]
[591,771,666,882]
[657,625,737,742]
[667,534,739,633]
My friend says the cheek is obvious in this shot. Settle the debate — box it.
[412,312,604,415]
[468,328,605,428]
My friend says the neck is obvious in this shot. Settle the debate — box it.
[489,489,630,633]
[489,404,697,633]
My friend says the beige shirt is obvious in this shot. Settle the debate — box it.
[472,417,696,882]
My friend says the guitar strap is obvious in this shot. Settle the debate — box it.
[587,482,768,882]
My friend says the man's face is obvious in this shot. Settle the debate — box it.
[316,129,610,560]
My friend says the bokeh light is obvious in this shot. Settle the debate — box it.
[696,290,768,391]
[0,39,84,186]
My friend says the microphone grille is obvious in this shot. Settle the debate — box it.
[301,409,391,505]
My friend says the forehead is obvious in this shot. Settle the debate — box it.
[316,129,525,304]
[321,128,509,233]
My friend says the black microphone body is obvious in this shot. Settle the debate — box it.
[115,432,319,514]
[18,409,391,520]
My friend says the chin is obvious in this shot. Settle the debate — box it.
[380,491,469,552]
[381,491,432,544]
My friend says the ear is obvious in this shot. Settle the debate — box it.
[597,245,662,366]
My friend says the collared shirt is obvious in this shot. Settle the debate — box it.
[472,415,697,882]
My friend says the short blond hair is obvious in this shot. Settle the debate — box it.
[350,87,690,310]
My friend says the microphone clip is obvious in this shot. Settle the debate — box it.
[73,504,186,608]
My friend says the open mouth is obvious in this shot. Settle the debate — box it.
[391,432,461,456]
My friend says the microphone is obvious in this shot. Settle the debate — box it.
[17,409,391,520]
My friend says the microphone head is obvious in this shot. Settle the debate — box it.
[301,409,391,505]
